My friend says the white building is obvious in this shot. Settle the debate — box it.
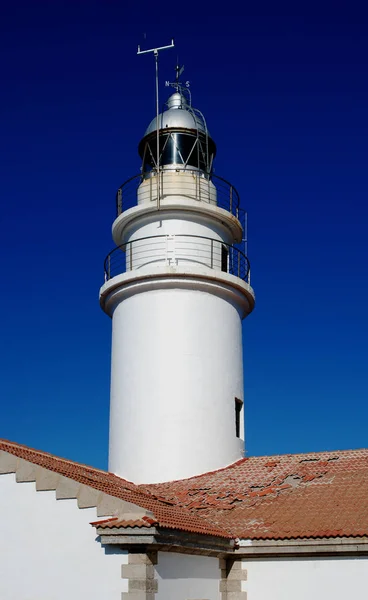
[1,72,367,600]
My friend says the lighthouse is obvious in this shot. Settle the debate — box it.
[100,72,255,484]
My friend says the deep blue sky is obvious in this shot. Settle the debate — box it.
[1,1,367,471]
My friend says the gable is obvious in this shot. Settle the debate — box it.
[0,471,128,600]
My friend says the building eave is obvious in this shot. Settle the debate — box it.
[96,526,235,555]
[234,536,368,557]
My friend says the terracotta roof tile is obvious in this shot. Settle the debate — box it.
[92,516,158,529]
[2,439,368,541]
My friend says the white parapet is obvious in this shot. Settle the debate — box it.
[137,170,218,207]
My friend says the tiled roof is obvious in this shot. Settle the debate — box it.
[91,516,158,529]
[2,439,368,541]
[0,439,231,539]
[143,449,368,540]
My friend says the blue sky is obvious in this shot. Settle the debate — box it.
[1,1,367,470]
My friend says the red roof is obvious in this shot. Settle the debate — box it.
[144,449,368,539]
[2,439,368,541]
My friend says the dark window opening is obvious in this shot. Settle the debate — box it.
[235,398,243,438]
[221,245,228,273]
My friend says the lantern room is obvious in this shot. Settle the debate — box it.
[138,90,216,176]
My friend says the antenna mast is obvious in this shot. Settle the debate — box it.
[137,39,175,210]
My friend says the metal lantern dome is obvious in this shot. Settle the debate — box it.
[138,91,216,176]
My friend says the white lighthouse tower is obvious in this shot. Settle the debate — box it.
[100,67,255,484]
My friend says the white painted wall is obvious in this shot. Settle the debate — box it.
[156,551,221,600]
[243,556,368,600]
[124,212,232,243]
[108,281,245,483]
[0,473,128,600]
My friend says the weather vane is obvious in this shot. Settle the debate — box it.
[175,62,184,87]
[165,60,190,95]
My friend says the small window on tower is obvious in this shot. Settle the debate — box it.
[221,245,228,273]
[235,398,243,438]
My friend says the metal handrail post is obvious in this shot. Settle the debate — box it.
[117,189,122,216]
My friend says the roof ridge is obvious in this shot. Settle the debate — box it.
[0,438,114,476]
[243,448,368,460]
[0,438,173,503]
[0,438,171,507]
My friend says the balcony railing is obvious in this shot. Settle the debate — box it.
[104,234,250,283]
[115,171,245,226]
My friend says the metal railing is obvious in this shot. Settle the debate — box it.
[115,171,244,222]
[104,234,250,283]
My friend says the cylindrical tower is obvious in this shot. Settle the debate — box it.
[100,85,255,484]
